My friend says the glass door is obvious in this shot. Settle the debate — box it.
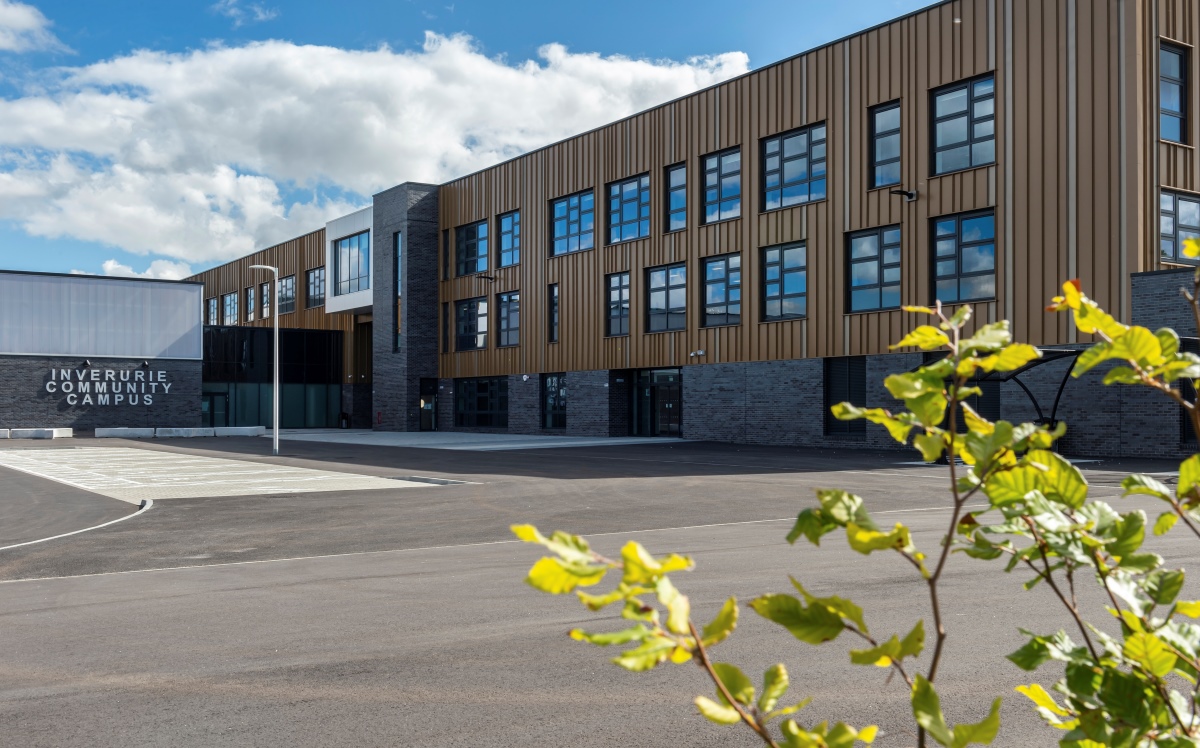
[632,369,681,436]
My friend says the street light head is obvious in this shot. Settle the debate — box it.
[249,264,278,274]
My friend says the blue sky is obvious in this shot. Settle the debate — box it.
[0,0,932,277]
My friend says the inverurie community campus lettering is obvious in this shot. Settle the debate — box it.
[44,368,173,406]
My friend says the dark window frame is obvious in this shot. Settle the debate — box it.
[441,302,449,353]
[306,267,326,309]
[454,377,508,429]
[278,275,296,314]
[333,230,370,296]
[455,220,489,277]
[931,210,997,304]
[930,74,996,176]
[701,147,742,224]
[646,262,687,333]
[1161,190,1200,265]
[847,225,902,313]
[702,253,742,327]
[244,286,255,322]
[1162,43,1189,144]
[441,229,450,281]
[222,292,238,326]
[550,189,596,256]
[205,297,218,326]
[548,283,559,343]
[606,271,630,337]
[665,163,687,232]
[542,373,567,429]
[761,242,808,322]
[455,296,488,351]
[761,122,828,211]
[607,173,651,244]
[869,101,902,189]
[260,282,271,318]
[824,357,867,438]
[497,291,520,348]
[498,211,520,267]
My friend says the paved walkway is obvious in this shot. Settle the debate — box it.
[271,429,687,451]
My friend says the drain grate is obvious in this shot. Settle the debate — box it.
[391,475,472,485]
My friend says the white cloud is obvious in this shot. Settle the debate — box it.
[98,258,194,280]
[211,0,279,28]
[0,33,748,270]
[0,0,68,53]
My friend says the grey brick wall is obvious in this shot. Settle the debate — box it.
[566,369,611,437]
[507,374,541,433]
[1132,268,1197,337]
[372,182,439,432]
[0,356,201,430]
[341,384,372,428]
[683,359,830,447]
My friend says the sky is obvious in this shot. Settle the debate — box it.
[0,0,932,279]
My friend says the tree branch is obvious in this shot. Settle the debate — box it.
[688,621,781,748]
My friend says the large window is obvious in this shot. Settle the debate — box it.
[306,267,326,308]
[333,230,370,295]
[1161,190,1200,264]
[497,291,519,347]
[542,373,566,429]
[932,75,995,175]
[666,163,687,231]
[825,357,867,437]
[932,211,996,303]
[762,123,827,211]
[244,287,255,322]
[456,220,488,276]
[206,297,218,326]
[498,211,520,267]
[608,174,650,243]
[607,272,630,337]
[455,297,488,351]
[548,283,559,343]
[279,275,296,314]
[1162,44,1188,144]
[454,377,508,428]
[551,190,595,256]
[222,292,238,325]
[870,102,901,188]
[703,254,742,327]
[702,148,741,223]
[441,302,449,353]
[260,282,271,318]
[761,242,807,321]
[442,228,450,280]
[848,226,902,312]
[647,263,686,332]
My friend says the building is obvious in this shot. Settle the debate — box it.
[188,0,1200,458]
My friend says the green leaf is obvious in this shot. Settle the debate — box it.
[1026,449,1088,509]
[511,524,596,564]
[911,675,954,746]
[759,664,789,713]
[846,522,913,555]
[900,620,926,658]
[1102,365,1142,385]
[1146,569,1186,606]
[1007,636,1052,671]
[1111,325,1164,366]
[569,624,652,646]
[960,321,1012,354]
[884,371,944,400]
[791,578,868,633]
[891,325,951,351]
[816,490,878,530]
[749,593,845,645]
[712,662,755,706]
[1124,632,1177,677]
[1108,511,1146,560]
[620,541,692,585]
[964,420,1015,469]
[1099,670,1152,727]
[1015,683,1068,716]
[701,597,739,646]
[947,304,973,328]
[982,343,1041,372]
[1072,342,1116,377]
[612,635,677,671]
[1181,454,1200,499]
[1176,601,1200,618]
[950,698,1001,747]
[1122,473,1174,501]
[525,556,607,593]
[656,577,691,635]
[695,695,741,725]
[850,636,902,667]
[1158,327,1181,359]
[984,465,1041,506]
[577,587,629,610]
[787,508,838,545]
[914,432,947,462]
[907,391,948,428]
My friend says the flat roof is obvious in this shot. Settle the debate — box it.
[0,268,203,286]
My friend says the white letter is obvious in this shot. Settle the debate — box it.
[98,394,110,405]
[83,394,93,405]
[67,394,77,405]
[45,381,57,393]
[115,395,124,405]
[144,395,153,406]
[62,381,73,393]
[162,383,172,394]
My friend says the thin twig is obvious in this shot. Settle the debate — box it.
[845,623,914,688]
[688,621,781,748]
[1019,517,1099,660]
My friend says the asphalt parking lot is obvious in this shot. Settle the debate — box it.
[0,435,1193,747]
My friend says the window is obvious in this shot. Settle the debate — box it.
[848,226,902,312]
[441,302,450,353]
[497,291,520,347]
[932,75,995,175]
[333,230,370,295]
[222,292,238,325]
[455,297,488,351]
[456,220,488,276]
[666,164,687,231]
[702,148,741,223]
[442,229,450,280]
[260,282,271,318]
[932,211,996,303]
[206,297,218,326]
[279,275,296,314]
[762,123,827,210]
[551,190,595,255]
[647,263,686,332]
[703,254,742,327]
[244,287,255,322]
[548,283,559,343]
[870,102,902,188]
[394,232,403,294]
[543,373,567,429]
[1162,44,1188,143]
[608,174,650,243]
[498,211,520,267]
[824,357,867,437]
[454,377,508,428]
[306,267,326,308]
[1161,190,1200,264]
[606,272,630,336]
[761,242,807,321]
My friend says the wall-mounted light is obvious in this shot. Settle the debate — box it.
[83,359,92,367]
[142,360,150,367]
[889,188,918,202]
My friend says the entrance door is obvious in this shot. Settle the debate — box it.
[419,378,438,431]
[632,369,682,436]
[202,393,228,428]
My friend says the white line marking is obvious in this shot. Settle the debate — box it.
[0,500,154,552]
[0,502,985,585]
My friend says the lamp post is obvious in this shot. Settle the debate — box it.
[249,265,279,456]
